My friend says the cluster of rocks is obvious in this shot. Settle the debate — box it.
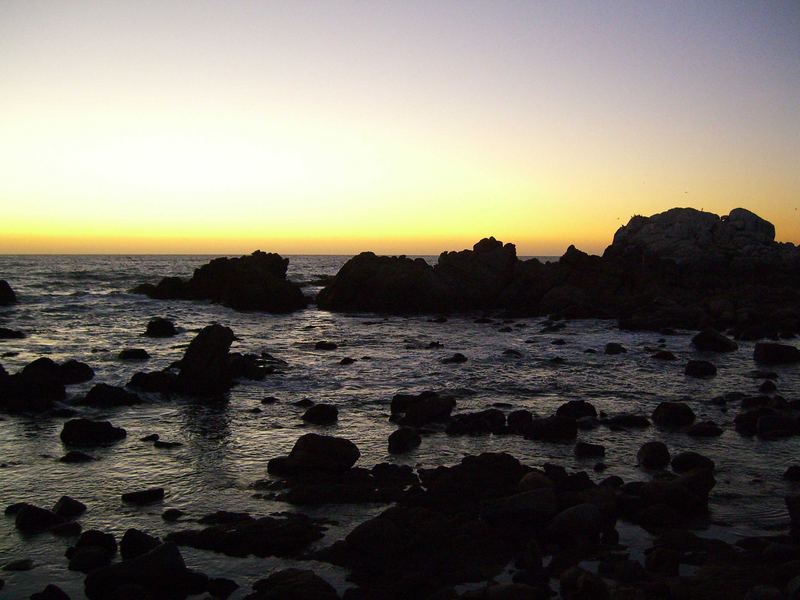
[316,208,800,335]
[133,250,307,313]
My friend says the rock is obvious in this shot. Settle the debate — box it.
[550,503,605,541]
[59,451,95,463]
[388,427,421,454]
[162,509,184,521]
[652,402,696,428]
[60,419,126,446]
[144,318,177,337]
[574,441,605,458]
[0,327,25,339]
[652,350,677,360]
[79,384,141,407]
[122,488,165,505]
[339,357,355,365]
[685,360,717,377]
[755,342,800,365]
[128,371,177,394]
[207,578,238,599]
[118,348,150,360]
[245,568,338,600]
[480,488,559,538]
[559,566,609,600]
[175,324,235,396]
[14,504,66,533]
[687,420,723,437]
[785,466,800,481]
[757,414,799,439]
[315,341,337,350]
[507,409,533,434]
[604,342,627,354]
[637,441,670,469]
[267,433,360,475]
[120,529,160,560]
[166,513,324,558]
[526,415,577,441]
[671,451,715,473]
[441,352,467,364]
[0,363,66,412]
[53,496,86,518]
[605,413,650,428]
[0,280,17,305]
[30,584,71,600]
[60,360,94,384]
[692,328,739,352]
[84,542,200,600]
[446,409,506,435]
[760,380,778,393]
[134,251,307,313]
[392,391,456,427]
[645,547,680,576]
[556,400,597,420]
[3,558,34,571]
[301,403,338,425]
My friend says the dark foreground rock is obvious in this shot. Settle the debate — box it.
[315,208,800,336]
[245,569,338,600]
[267,433,360,476]
[133,251,307,313]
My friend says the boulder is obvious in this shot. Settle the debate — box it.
[175,324,235,396]
[692,329,738,352]
[604,342,627,354]
[79,384,141,407]
[15,504,66,533]
[446,409,506,435]
[0,327,24,339]
[118,349,150,360]
[144,318,177,338]
[671,451,715,473]
[388,427,421,454]
[391,391,456,426]
[30,585,71,600]
[128,371,177,394]
[652,402,696,428]
[267,434,360,475]
[637,441,670,469]
[0,280,16,305]
[685,360,717,377]
[53,496,86,518]
[754,343,800,365]
[574,441,605,458]
[120,529,160,560]
[556,400,597,420]
[301,403,338,425]
[122,488,165,505]
[245,568,338,600]
[525,416,578,441]
[60,419,126,446]
[60,360,95,384]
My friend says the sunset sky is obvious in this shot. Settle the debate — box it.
[1,1,798,255]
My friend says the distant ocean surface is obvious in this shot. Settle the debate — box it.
[1,254,799,599]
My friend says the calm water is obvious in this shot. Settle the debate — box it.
[1,255,799,599]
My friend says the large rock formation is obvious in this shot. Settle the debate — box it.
[316,207,800,335]
[133,251,307,313]
[0,280,17,305]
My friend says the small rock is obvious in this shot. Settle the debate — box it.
[685,360,717,377]
[118,348,150,360]
[301,404,338,425]
[314,341,337,350]
[145,318,177,338]
[121,488,165,505]
[637,441,670,469]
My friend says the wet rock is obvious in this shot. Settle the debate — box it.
[154,440,182,449]
[53,496,86,518]
[59,451,95,463]
[339,357,355,365]
[637,441,670,469]
[785,466,800,481]
[293,398,314,407]
[441,352,467,364]
[30,584,71,600]
[134,251,307,313]
[507,409,533,434]
[144,318,177,338]
[128,371,177,394]
[245,568,338,600]
[556,400,597,420]
[120,529,161,560]
[685,360,717,377]
[757,414,799,439]
[574,442,605,458]
[3,558,33,571]
[0,364,66,412]
[759,380,778,393]
[388,427,421,454]
[84,542,201,600]
[391,391,456,427]
[175,324,235,396]
[652,350,677,360]
[207,578,238,599]
[0,280,17,305]
[480,488,558,539]
[549,503,605,541]
[315,341,337,350]
[559,566,609,600]
[604,342,627,354]
[79,384,141,407]
[0,327,24,339]
[162,509,184,522]
[519,470,555,492]
[671,451,715,473]
[118,348,150,360]
[652,402,696,428]
[166,513,324,558]
[692,328,739,352]
[687,420,723,437]
[267,433,360,475]
[605,413,650,428]
[60,419,126,446]
[60,359,95,384]
[301,403,338,425]
[122,488,165,505]
[66,530,118,573]
[18,357,95,386]
[446,409,506,435]
[755,342,800,365]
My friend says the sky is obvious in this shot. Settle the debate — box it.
[1,0,798,255]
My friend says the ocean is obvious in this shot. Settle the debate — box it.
[1,254,798,599]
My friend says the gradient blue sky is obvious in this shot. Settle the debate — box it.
[1,1,798,254]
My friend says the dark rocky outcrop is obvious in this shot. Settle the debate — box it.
[685,360,717,377]
[388,427,421,454]
[315,208,800,336]
[0,359,66,412]
[754,342,800,365]
[0,280,17,306]
[133,251,307,313]
[78,384,141,407]
[267,433,360,476]
[175,324,234,396]
[652,402,696,428]
[144,317,177,337]
[390,390,456,427]
[122,488,165,505]
[637,441,670,469]
[60,419,127,446]
[692,328,738,352]
[301,403,338,424]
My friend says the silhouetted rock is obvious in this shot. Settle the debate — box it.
[0,280,16,306]
[0,327,24,339]
[120,529,160,560]
[314,341,337,350]
[754,342,800,365]
[685,360,717,377]
[60,419,127,446]
[245,568,338,600]
[122,488,164,505]
[301,403,338,424]
[30,584,71,600]
[0,361,66,412]
[652,402,696,428]
[118,348,149,360]
[128,371,177,394]
[637,441,670,469]
[134,251,307,313]
[53,496,86,518]
[388,427,421,454]
[604,342,627,354]
[556,400,597,420]
[692,328,738,352]
[441,352,467,364]
[59,450,95,463]
[687,420,723,437]
[78,384,141,407]
[267,433,360,476]
[175,324,234,396]
[671,451,715,473]
[446,409,506,435]
[144,318,177,337]
[391,391,456,426]
[15,504,67,533]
